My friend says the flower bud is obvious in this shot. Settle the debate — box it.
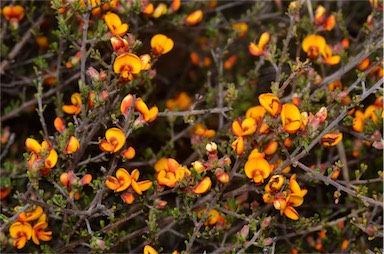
[192,176,212,194]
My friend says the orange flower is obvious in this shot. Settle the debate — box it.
[265,175,285,194]
[170,0,181,12]
[121,192,135,204]
[106,168,132,192]
[232,118,257,137]
[130,169,153,195]
[244,158,273,185]
[321,133,343,147]
[249,32,270,57]
[144,245,158,254]
[191,123,216,139]
[197,208,221,226]
[215,169,229,184]
[224,55,237,70]
[352,111,364,133]
[152,3,167,18]
[104,12,129,36]
[156,158,191,188]
[110,36,129,55]
[121,146,135,159]
[302,34,326,59]
[99,127,126,153]
[141,3,154,15]
[273,192,304,220]
[113,53,142,80]
[54,117,65,133]
[263,141,278,155]
[193,176,212,194]
[166,92,192,111]
[358,58,370,71]
[232,22,248,39]
[281,103,302,134]
[258,93,282,117]
[246,105,270,133]
[9,222,32,249]
[32,216,52,245]
[25,139,58,176]
[62,93,82,115]
[65,136,80,154]
[120,94,134,115]
[150,34,174,55]
[140,54,151,71]
[17,206,44,222]
[2,5,25,28]
[0,187,11,200]
[232,137,245,155]
[135,98,158,123]
[185,9,203,26]
[322,45,340,65]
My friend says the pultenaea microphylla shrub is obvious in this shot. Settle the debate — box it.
[0,0,383,253]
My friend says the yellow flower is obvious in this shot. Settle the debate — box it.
[152,3,167,18]
[231,118,257,137]
[244,158,272,185]
[65,136,80,154]
[140,54,151,71]
[144,244,158,254]
[265,175,285,194]
[134,97,158,123]
[121,146,136,159]
[232,22,248,39]
[263,141,278,156]
[249,32,270,56]
[113,53,142,80]
[232,137,245,155]
[166,92,193,111]
[17,206,44,223]
[150,34,174,55]
[321,133,343,147]
[322,45,340,65]
[192,176,212,194]
[99,127,126,153]
[155,158,191,188]
[106,168,132,192]
[25,139,58,176]
[190,123,216,139]
[258,93,282,117]
[184,9,203,26]
[104,12,129,36]
[9,222,32,249]
[62,93,82,115]
[130,169,153,195]
[302,34,326,59]
[32,217,52,245]
[281,103,302,134]
[245,105,270,134]
[197,208,221,226]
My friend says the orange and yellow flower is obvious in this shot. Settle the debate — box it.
[155,158,191,188]
[151,34,174,55]
[62,93,82,115]
[9,222,32,249]
[321,132,343,147]
[130,169,153,195]
[135,97,158,123]
[302,34,326,60]
[110,36,129,55]
[32,215,52,245]
[281,103,302,134]
[249,32,270,57]
[106,168,132,192]
[25,138,58,176]
[65,136,80,154]
[193,176,212,194]
[113,53,142,80]
[2,5,25,28]
[184,9,203,26]
[120,94,134,115]
[259,93,282,117]
[104,12,129,36]
[232,22,248,39]
[244,158,273,185]
[99,127,126,153]
[322,45,340,65]
[166,92,193,111]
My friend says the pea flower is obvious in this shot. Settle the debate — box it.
[244,158,273,185]
[9,222,32,249]
[54,117,65,133]
[281,103,302,134]
[197,208,222,226]
[152,3,167,18]
[2,5,25,28]
[314,5,336,31]
[120,94,134,115]
[62,93,82,115]
[65,136,80,154]
[110,36,129,55]
[17,206,43,222]
[184,9,203,26]
[232,22,248,39]
[104,12,129,36]
[321,133,343,147]
[140,54,152,71]
[224,55,237,70]
[130,169,153,195]
[134,98,159,123]
[99,127,126,153]
[25,138,58,176]
[302,34,326,59]
[121,146,136,160]
[258,93,282,117]
[249,32,270,57]
[322,45,340,65]
[170,0,181,12]
[144,245,158,254]
[245,105,270,134]
[32,214,52,245]
[192,176,212,194]
[141,3,154,15]
[155,158,191,188]
[150,34,174,55]
[106,168,132,192]
[113,53,142,80]
[166,92,193,111]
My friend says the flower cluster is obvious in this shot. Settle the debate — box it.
[9,206,52,249]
